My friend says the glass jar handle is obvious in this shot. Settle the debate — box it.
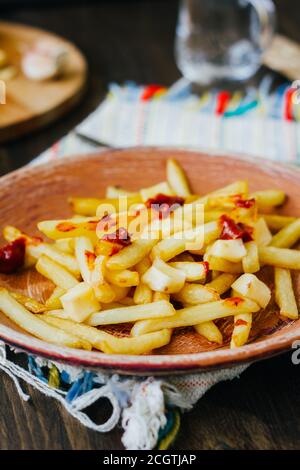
[247,0,276,49]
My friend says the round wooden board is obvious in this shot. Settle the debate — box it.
[0,21,87,142]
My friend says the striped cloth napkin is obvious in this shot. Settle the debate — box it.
[35,77,300,165]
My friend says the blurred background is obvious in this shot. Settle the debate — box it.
[0,0,298,170]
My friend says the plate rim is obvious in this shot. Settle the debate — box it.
[1,146,300,374]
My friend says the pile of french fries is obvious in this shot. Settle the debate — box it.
[0,158,299,355]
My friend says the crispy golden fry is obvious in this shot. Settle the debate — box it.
[36,255,79,290]
[242,241,260,273]
[153,291,170,302]
[37,218,99,242]
[106,239,158,271]
[45,286,66,310]
[209,239,246,262]
[133,256,153,304]
[69,197,102,216]
[101,329,172,355]
[106,186,139,198]
[40,315,110,350]
[168,261,208,282]
[87,300,175,326]
[270,219,300,248]
[0,289,91,349]
[194,321,223,345]
[11,292,47,313]
[142,258,186,294]
[74,236,97,284]
[232,274,271,309]
[274,267,298,319]
[166,158,191,197]
[262,214,296,231]
[173,283,219,305]
[140,181,174,202]
[230,313,252,348]
[45,309,71,319]
[254,218,272,247]
[105,268,139,287]
[251,190,286,211]
[205,256,243,274]
[131,298,260,336]
[205,273,238,295]
[55,238,74,255]
[195,181,248,206]
[258,246,300,270]
[60,282,101,322]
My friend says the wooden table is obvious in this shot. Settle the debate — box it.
[1,0,300,450]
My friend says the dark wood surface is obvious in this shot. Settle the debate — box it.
[0,0,300,450]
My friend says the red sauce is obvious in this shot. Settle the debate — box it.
[233,196,256,209]
[219,214,253,242]
[97,215,116,232]
[85,250,96,270]
[56,222,77,232]
[0,238,26,274]
[145,194,185,219]
[102,227,132,247]
[225,297,244,307]
[201,261,210,275]
[235,319,248,327]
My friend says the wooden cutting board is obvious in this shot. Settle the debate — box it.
[0,21,87,143]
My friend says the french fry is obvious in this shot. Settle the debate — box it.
[209,239,246,262]
[55,238,74,255]
[205,273,238,295]
[254,218,272,247]
[270,219,300,248]
[142,258,186,294]
[101,329,172,355]
[194,321,223,344]
[231,274,271,308]
[153,292,170,302]
[242,241,260,273]
[60,282,101,322]
[106,186,139,198]
[0,289,91,350]
[262,214,296,232]
[168,261,208,282]
[106,239,158,271]
[111,285,130,301]
[105,268,139,287]
[205,256,243,274]
[40,315,110,350]
[131,298,260,336]
[166,158,191,197]
[133,256,153,304]
[74,236,95,282]
[274,267,298,319]
[251,189,286,211]
[173,283,219,305]
[140,182,174,202]
[69,197,102,216]
[87,300,175,326]
[258,246,300,270]
[45,309,71,319]
[45,286,66,310]
[36,255,79,290]
[230,313,252,348]
[37,218,99,242]
[11,292,47,313]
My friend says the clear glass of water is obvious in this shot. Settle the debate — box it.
[175,0,276,85]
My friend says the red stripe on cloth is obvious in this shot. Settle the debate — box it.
[215,91,231,115]
[141,84,165,101]
[284,88,295,121]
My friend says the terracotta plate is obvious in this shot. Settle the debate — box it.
[0,148,299,375]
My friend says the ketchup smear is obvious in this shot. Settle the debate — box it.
[145,194,185,219]
[102,228,132,247]
[219,215,253,242]
[233,195,256,209]
[0,238,26,274]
